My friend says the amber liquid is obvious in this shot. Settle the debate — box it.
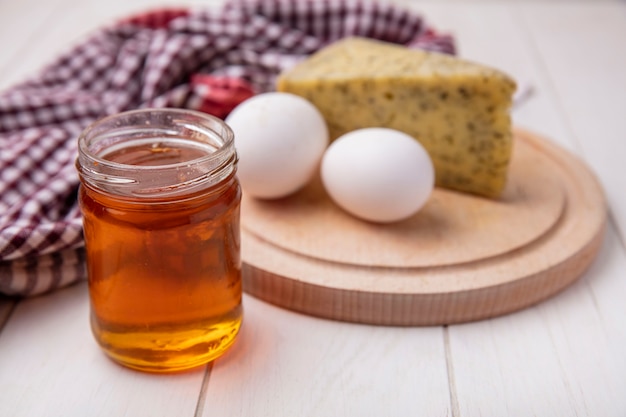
[80,142,242,372]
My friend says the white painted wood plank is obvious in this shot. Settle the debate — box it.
[0,0,227,91]
[203,295,452,416]
[449,311,583,416]
[447,229,626,417]
[518,1,626,249]
[0,0,66,89]
[537,228,626,416]
[0,282,205,417]
[412,3,626,417]
[513,6,626,413]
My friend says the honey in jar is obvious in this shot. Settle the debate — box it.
[76,109,242,373]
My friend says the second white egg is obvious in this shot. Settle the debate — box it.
[321,128,434,223]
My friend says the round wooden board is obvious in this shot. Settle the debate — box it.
[240,129,607,326]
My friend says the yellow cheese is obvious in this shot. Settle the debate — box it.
[276,37,517,198]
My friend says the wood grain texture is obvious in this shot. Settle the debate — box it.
[241,128,607,325]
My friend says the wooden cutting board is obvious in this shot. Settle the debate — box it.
[240,128,607,326]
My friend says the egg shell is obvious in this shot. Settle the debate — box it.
[226,92,328,199]
[321,128,434,223]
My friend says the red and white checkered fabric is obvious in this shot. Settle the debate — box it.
[0,0,455,296]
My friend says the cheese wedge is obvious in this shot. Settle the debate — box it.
[276,37,517,198]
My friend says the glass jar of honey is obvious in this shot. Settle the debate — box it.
[76,108,242,373]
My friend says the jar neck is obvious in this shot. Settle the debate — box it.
[76,109,237,199]
[80,170,240,210]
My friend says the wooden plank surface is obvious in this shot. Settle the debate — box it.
[0,0,226,90]
[519,3,626,414]
[0,283,207,417]
[203,296,451,416]
[0,0,66,88]
[447,228,626,417]
[420,2,626,416]
[1,0,625,416]
[520,2,626,240]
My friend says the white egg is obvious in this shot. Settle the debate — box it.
[226,92,329,199]
[321,128,434,223]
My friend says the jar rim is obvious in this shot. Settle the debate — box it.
[76,108,237,197]
[78,108,234,171]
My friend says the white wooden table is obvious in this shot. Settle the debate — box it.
[2,0,626,416]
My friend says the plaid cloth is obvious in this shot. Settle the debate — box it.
[0,0,455,297]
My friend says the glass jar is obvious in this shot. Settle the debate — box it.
[76,108,242,373]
